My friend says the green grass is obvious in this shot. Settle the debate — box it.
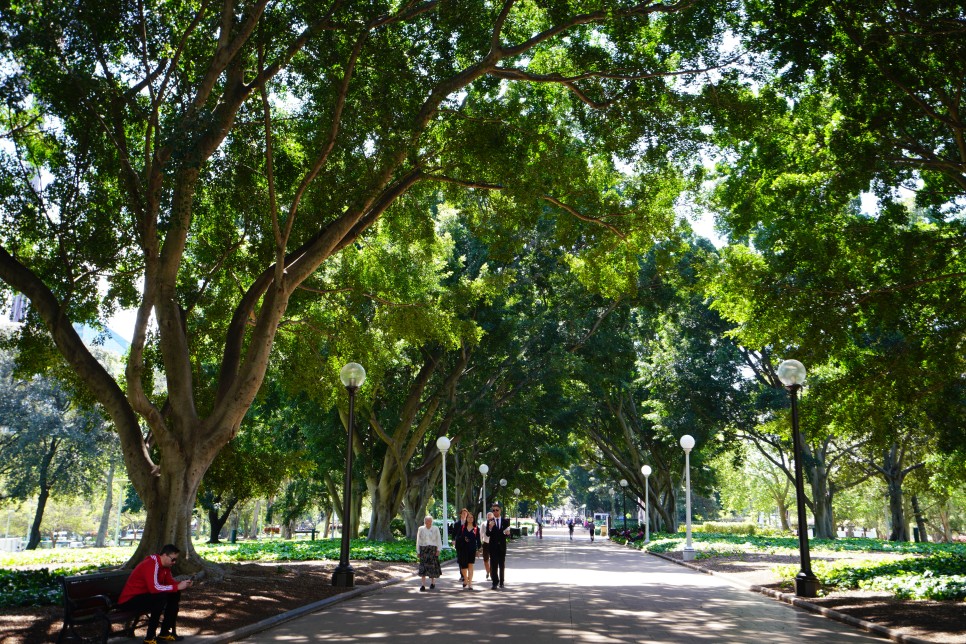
[612,531,966,601]
[773,551,966,600]
[0,537,456,609]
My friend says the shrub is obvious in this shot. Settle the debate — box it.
[860,574,966,601]
[0,566,97,608]
[699,522,757,536]
[773,552,966,600]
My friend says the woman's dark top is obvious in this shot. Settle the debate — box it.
[455,525,481,567]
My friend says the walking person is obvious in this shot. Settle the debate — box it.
[455,512,482,590]
[416,515,442,591]
[481,511,494,580]
[587,519,595,542]
[453,508,469,585]
[568,519,574,540]
[486,504,511,589]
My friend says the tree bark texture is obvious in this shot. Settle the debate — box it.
[805,444,836,539]
[911,494,928,542]
[95,463,116,547]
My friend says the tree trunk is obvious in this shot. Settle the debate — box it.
[322,506,332,539]
[657,480,676,533]
[248,499,261,539]
[402,473,435,539]
[26,438,58,550]
[774,493,791,531]
[95,463,116,547]
[937,500,952,543]
[366,476,399,541]
[804,443,836,539]
[127,456,217,578]
[809,474,835,539]
[26,485,50,550]
[910,494,927,542]
[883,446,909,542]
[886,480,907,541]
[350,478,365,538]
[207,500,236,544]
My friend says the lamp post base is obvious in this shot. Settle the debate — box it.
[794,573,821,597]
[332,565,355,587]
[682,548,696,561]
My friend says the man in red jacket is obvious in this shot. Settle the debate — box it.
[118,544,194,643]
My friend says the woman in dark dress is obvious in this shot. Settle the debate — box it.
[455,513,482,590]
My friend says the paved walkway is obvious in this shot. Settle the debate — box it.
[235,528,887,643]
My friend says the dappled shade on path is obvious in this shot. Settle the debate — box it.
[240,527,886,643]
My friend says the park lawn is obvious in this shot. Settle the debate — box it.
[0,538,455,608]
[614,532,966,601]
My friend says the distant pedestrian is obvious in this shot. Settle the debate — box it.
[486,504,511,589]
[416,516,442,591]
[587,520,595,542]
[568,519,574,540]
[455,513,482,590]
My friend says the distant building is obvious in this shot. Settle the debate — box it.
[2,293,130,354]
[8,294,26,323]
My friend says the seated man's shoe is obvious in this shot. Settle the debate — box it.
[158,634,185,642]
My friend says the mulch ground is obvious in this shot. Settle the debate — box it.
[0,560,415,643]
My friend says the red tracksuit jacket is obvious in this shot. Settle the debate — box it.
[118,554,178,604]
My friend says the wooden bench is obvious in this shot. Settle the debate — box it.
[58,570,144,643]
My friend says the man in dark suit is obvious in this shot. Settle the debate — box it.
[485,504,511,589]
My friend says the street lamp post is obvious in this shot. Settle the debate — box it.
[332,362,365,587]
[641,465,652,543]
[498,479,507,536]
[513,488,520,527]
[436,436,452,550]
[479,464,489,516]
[608,488,615,528]
[680,435,695,561]
[619,479,628,531]
[778,359,821,598]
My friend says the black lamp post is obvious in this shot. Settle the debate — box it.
[332,362,365,587]
[619,479,628,530]
[778,359,821,598]
[513,488,520,527]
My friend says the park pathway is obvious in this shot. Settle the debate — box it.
[236,527,886,643]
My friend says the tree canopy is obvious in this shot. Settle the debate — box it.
[1,1,964,562]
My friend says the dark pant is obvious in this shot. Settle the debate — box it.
[490,548,506,586]
[118,591,181,637]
